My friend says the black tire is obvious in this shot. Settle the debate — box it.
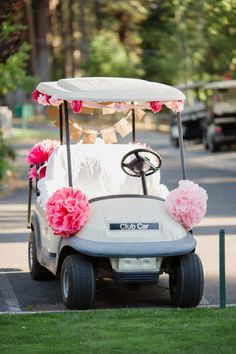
[61,254,96,310]
[28,231,54,280]
[208,136,219,152]
[170,137,179,148]
[202,134,209,149]
[169,253,204,308]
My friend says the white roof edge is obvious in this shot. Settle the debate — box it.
[204,80,236,90]
[36,77,185,102]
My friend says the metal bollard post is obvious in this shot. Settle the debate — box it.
[219,229,226,308]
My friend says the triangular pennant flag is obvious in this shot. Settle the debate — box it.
[83,129,98,144]
[114,117,132,137]
[80,107,94,115]
[135,109,146,121]
[54,116,60,128]
[68,119,82,140]
[101,128,117,144]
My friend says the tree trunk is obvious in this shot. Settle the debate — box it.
[33,0,51,81]
[24,0,37,76]
[78,0,89,68]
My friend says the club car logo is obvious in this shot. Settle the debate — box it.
[109,223,159,231]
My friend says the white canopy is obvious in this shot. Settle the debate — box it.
[37,77,185,102]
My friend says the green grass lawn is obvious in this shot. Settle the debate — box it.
[0,308,235,354]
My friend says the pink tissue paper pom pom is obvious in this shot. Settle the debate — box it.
[165,180,208,231]
[71,100,83,113]
[46,187,90,237]
[49,95,64,106]
[32,90,40,102]
[37,94,51,106]
[150,101,163,113]
[165,100,184,112]
[28,165,47,182]
[27,139,60,165]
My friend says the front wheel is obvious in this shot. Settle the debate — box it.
[61,254,96,310]
[169,253,204,308]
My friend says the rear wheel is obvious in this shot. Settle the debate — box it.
[61,254,95,310]
[28,230,54,280]
[170,124,179,148]
[169,253,204,308]
[208,137,219,152]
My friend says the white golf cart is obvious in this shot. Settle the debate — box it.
[28,77,204,309]
[203,80,236,152]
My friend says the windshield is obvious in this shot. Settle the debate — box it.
[213,88,236,102]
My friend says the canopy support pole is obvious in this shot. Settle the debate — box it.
[132,107,136,143]
[64,101,73,188]
[177,112,187,180]
[59,104,63,144]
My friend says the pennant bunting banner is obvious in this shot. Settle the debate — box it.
[54,109,147,144]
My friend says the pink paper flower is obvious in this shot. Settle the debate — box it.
[27,139,60,165]
[32,90,40,102]
[136,142,152,150]
[46,187,90,237]
[28,165,47,182]
[165,180,207,231]
[114,102,125,111]
[49,95,64,106]
[165,100,184,112]
[150,101,163,113]
[38,94,51,106]
[71,100,83,113]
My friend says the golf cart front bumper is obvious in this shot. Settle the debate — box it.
[60,233,196,258]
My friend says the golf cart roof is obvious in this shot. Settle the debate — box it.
[176,81,204,90]
[37,77,185,103]
[204,80,236,90]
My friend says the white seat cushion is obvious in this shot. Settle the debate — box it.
[38,142,169,208]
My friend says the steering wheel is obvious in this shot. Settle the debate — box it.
[121,148,162,177]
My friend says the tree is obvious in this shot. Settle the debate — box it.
[0,0,34,97]
[140,0,236,84]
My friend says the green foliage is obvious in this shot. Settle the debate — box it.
[86,32,143,77]
[202,0,236,78]
[49,0,236,84]
[140,0,236,84]
[0,41,34,95]
[0,131,15,181]
[0,4,35,96]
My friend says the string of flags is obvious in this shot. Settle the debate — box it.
[53,109,146,144]
[32,89,184,144]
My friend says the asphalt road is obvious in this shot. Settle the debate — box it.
[0,131,236,312]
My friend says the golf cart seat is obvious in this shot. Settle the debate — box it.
[37,141,169,208]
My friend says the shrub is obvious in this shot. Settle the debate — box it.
[0,131,15,181]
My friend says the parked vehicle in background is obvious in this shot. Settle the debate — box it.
[203,80,236,152]
[170,82,207,147]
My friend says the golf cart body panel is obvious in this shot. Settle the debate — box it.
[36,195,195,256]
[28,77,204,309]
[203,80,236,150]
[60,233,195,258]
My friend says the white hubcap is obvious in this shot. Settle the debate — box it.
[62,269,69,299]
[29,243,33,270]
